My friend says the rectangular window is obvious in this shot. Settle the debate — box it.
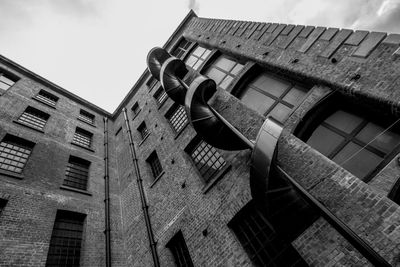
[17,106,50,131]
[204,55,244,90]
[64,156,90,190]
[35,90,59,107]
[0,199,7,216]
[229,202,306,267]
[172,39,193,59]
[154,88,168,106]
[165,103,188,133]
[78,109,95,125]
[137,122,150,140]
[166,231,194,267]
[185,137,227,183]
[0,69,18,90]
[0,134,34,174]
[72,127,93,149]
[147,77,159,92]
[185,45,212,70]
[46,210,85,267]
[131,102,140,116]
[146,151,163,180]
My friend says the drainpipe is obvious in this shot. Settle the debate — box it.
[122,108,160,267]
[103,117,112,267]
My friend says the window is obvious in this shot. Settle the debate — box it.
[78,109,95,125]
[297,98,400,182]
[204,55,244,90]
[0,69,18,90]
[229,202,307,267]
[137,122,150,140]
[172,39,193,59]
[72,127,93,149]
[0,199,7,216]
[147,77,159,92]
[64,156,90,190]
[0,134,34,174]
[146,151,163,180]
[165,103,188,133]
[34,90,59,107]
[46,210,85,267]
[154,87,168,106]
[185,137,227,183]
[185,45,212,70]
[239,72,308,122]
[166,231,194,267]
[131,102,140,117]
[17,106,50,131]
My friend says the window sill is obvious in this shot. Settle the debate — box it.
[0,169,24,180]
[174,123,190,140]
[138,133,150,146]
[150,171,165,188]
[202,165,232,194]
[32,97,57,109]
[71,142,95,153]
[77,118,96,128]
[60,185,92,196]
[13,120,45,134]
[132,109,141,120]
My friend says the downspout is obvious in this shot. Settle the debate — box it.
[103,117,112,267]
[122,108,160,267]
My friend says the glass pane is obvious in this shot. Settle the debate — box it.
[268,103,292,122]
[202,49,211,59]
[307,126,345,157]
[219,76,234,89]
[283,86,307,105]
[0,82,9,90]
[241,88,275,115]
[193,60,203,70]
[215,57,236,71]
[185,56,196,68]
[325,110,363,134]
[193,47,205,57]
[206,68,226,85]
[356,122,400,154]
[231,64,244,75]
[252,74,291,98]
[332,142,383,179]
[0,76,14,85]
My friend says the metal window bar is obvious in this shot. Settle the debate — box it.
[167,105,188,133]
[64,159,89,190]
[78,111,95,125]
[148,152,163,179]
[0,140,32,173]
[18,108,48,130]
[36,91,58,106]
[45,212,84,267]
[72,130,92,148]
[167,232,194,267]
[189,140,226,183]
[138,123,149,140]
[147,78,159,92]
[155,89,168,105]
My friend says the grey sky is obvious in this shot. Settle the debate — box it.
[0,0,399,112]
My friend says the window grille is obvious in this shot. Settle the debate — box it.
[239,72,308,122]
[0,70,17,90]
[17,106,49,131]
[166,104,188,133]
[72,128,93,149]
[185,45,212,70]
[229,202,307,267]
[204,55,244,90]
[166,231,194,267]
[64,156,90,190]
[0,134,34,174]
[78,110,95,125]
[172,39,193,59]
[185,137,226,183]
[45,210,85,267]
[147,77,159,92]
[137,122,150,140]
[154,88,168,106]
[131,102,140,116]
[146,151,163,180]
[35,90,59,107]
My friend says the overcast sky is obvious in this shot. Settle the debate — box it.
[0,0,399,112]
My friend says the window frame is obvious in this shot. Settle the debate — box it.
[166,231,194,267]
[33,89,59,108]
[184,44,213,71]
[131,102,141,119]
[72,127,94,151]
[0,68,19,91]
[146,151,164,185]
[78,109,95,126]
[62,155,91,192]
[153,87,168,108]
[171,38,194,60]
[165,103,189,136]
[137,121,150,142]
[15,106,50,132]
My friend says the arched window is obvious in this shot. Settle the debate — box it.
[296,96,400,182]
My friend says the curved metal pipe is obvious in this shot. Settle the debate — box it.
[122,108,160,267]
[103,117,111,267]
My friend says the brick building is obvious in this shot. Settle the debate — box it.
[1,10,400,267]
